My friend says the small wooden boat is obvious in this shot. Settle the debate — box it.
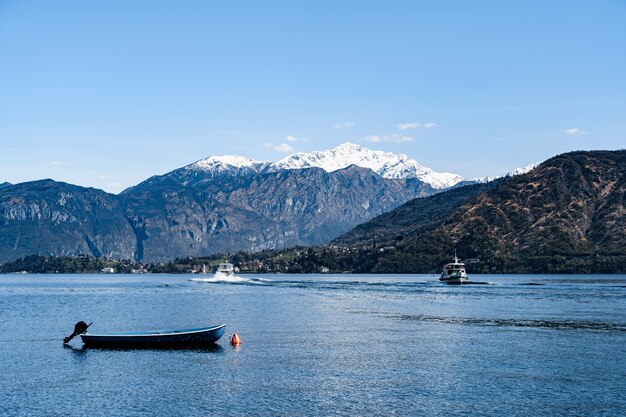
[79,324,226,348]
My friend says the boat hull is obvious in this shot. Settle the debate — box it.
[440,254,468,284]
[80,324,226,348]
[439,276,468,284]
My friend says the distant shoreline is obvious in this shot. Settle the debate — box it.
[2,253,625,275]
[2,271,625,276]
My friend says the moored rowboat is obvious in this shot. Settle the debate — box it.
[79,324,226,348]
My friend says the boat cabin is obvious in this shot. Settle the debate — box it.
[216,262,235,275]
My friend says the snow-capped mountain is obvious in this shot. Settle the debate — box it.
[184,143,538,190]
[272,143,464,189]
[187,155,270,174]
[471,161,541,183]
[186,143,465,189]
[505,162,541,176]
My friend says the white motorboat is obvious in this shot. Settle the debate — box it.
[439,252,468,284]
[215,262,235,277]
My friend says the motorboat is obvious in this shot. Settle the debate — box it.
[440,252,468,284]
[216,262,235,276]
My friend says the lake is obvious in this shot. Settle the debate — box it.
[0,273,624,416]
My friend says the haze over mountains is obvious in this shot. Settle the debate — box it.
[0,143,551,264]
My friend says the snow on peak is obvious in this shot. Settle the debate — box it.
[471,161,542,183]
[272,142,465,189]
[188,155,269,173]
[506,161,541,176]
[183,143,539,190]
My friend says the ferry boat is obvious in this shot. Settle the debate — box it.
[216,262,235,276]
[439,253,468,284]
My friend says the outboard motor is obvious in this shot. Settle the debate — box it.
[63,321,92,344]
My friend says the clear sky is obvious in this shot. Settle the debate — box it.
[1,0,625,193]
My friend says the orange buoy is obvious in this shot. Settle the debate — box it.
[230,331,241,347]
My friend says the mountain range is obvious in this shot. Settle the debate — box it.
[1,146,622,273]
[2,143,529,263]
[331,150,626,273]
[173,142,537,189]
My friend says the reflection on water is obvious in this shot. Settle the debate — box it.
[64,343,226,353]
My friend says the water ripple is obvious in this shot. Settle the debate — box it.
[390,313,626,332]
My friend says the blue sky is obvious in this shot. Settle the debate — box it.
[1,0,625,193]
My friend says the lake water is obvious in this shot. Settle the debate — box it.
[0,273,624,416]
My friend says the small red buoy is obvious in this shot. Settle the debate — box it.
[230,331,241,347]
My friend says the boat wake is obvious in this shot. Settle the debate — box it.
[191,277,500,290]
[190,274,268,285]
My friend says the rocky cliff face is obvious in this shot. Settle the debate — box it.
[334,180,502,246]
[333,150,626,273]
[0,143,574,265]
[121,165,434,262]
[445,151,626,259]
[0,180,137,262]
[0,166,435,262]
